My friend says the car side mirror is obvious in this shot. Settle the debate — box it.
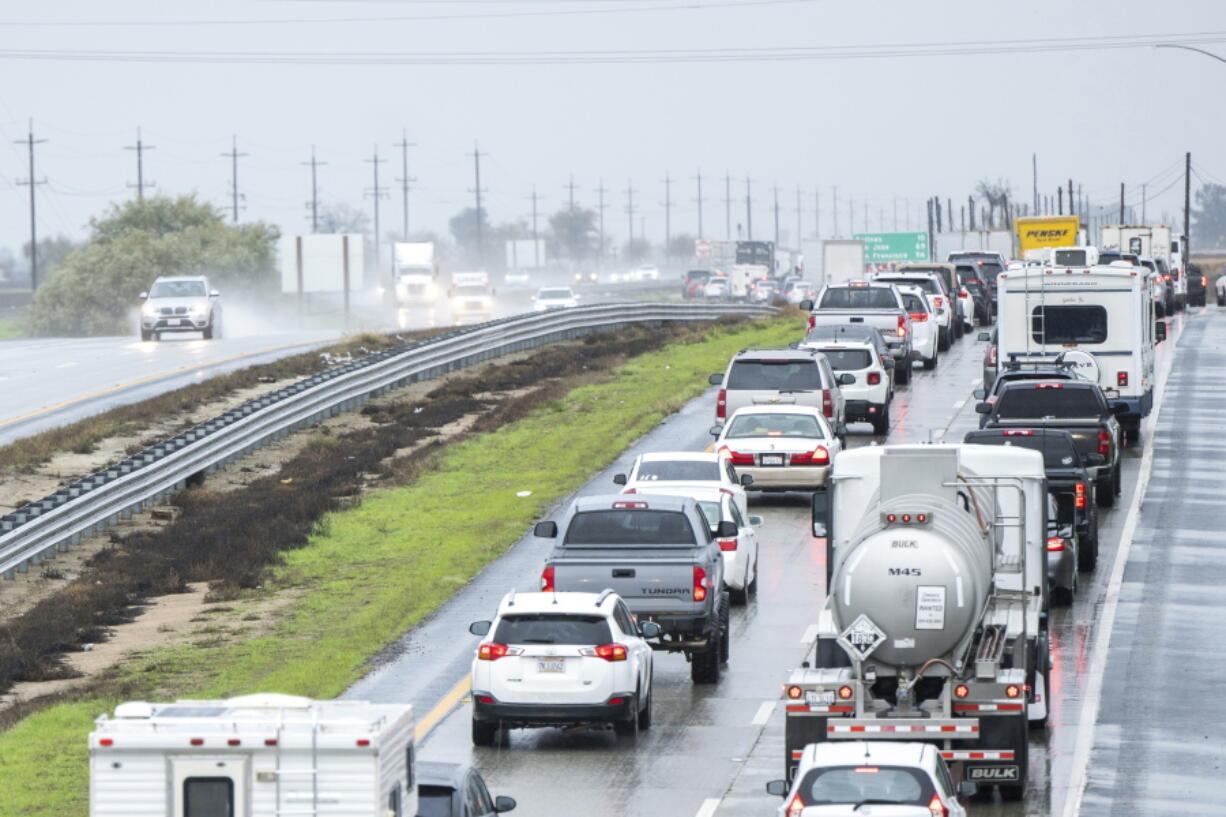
[1155,320,1167,342]
[494,795,517,813]
[210,290,220,298]
[977,332,991,341]
[533,521,558,538]
[638,621,662,639]
[1111,402,1129,416]
[798,299,814,311]
[748,515,765,527]
[811,488,831,539]
[765,780,789,797]
[468,620,492,636]
[138,291,148,300]
[973,388,986,400]
[708,372,724,386]
[710,425,724,438]
[1085,452,1106,467]
[716,520,738,538]
[613,473,627,485]
[739,473,754,486]
[837,373,855,385]
[974,402,991,414]
[958,780,978,797]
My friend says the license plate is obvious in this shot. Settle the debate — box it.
[177,319,188,326]
[761,454,784,466]
[805,689,835,706]
[536,660,565,673]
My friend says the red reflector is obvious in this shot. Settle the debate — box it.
[99,738,114,746]
[916,513,927,523]
[540,566,555,592]
[606,697,625,706]
[227,739,241,747]
[886,513,897,523]
[478,695,496,704]
[1117,371,1128,387]
[356,739,370,747]
[190,738,204,746]
[612,501,648,509]
[717,538,738,552]
[867,372,881,385]
[265,739,278,747]
[901,513,911,523]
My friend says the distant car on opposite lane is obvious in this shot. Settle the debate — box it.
[532,286,579,311]
[139,275,222,341]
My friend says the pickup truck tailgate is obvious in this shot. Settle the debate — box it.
[551,553,701,616]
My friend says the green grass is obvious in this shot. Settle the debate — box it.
[0,315,25,340]
[0,315,800,816]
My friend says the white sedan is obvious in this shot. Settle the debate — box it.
[711,406,841,491]
[613,451,750,519]
[532,286,580,311]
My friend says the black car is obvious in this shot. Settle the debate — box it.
[418,761,516,817]
[963,428,1100,570]
[949,253,1005,316]
[1187,262,1207,307]
[972,361,1083,427]
[954,265,993,325]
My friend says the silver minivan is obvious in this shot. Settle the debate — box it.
[708,347,848,440]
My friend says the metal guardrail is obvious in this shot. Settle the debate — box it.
[0,302,776,578]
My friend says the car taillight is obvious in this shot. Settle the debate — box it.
[1046,536,1067,552]
[540,566,555,592]
[909,312,928,322]
[786,793,805,816]
[933,296,943,307]
[1075,482,1087,509]
[693,566,709,602]
[716,388,727,419]
[717,538,738,552]
[1163,274,1170,281]
[1202,276,1208,286]
[928,793,950,817]
[988,346,998,366]
[583,643,628,662]
[790,446,830,466]
[897,315,907,337]
[1117,371,1128,387]
[960,288,969,297]
[807,314,815,331]
[1098,430,1110,456]
[822,388,833,418]
[727,451,754,465]
[867,372,881,385]
[478,643,521,661]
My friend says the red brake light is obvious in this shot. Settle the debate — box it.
[786,794,805,816]
[908,312,928,322]
[896,315,907,337]
[716,388,727,420]
[540,566,555,592]
[693,566,709,602]
[478,642,521,661]
[822,388,833,418]
[1002,429,1034,436]
[1098,430,1111,456]
[960,288,969,297]
[99,738,114,746]
[928,793,950,817]
[933,296,943,307]
[621,487,637,494]
[1036,382,1063,389]
[806,314,815,331]
[717,538,738,552]
[727,451,754,465]
[791,446,830,466]
[1117,371,1128,387]
[1075,482,1087,509]
[1047,536,1066,552]
[867,372,881,385]
[592,643,628,661]
[988,345,997,366]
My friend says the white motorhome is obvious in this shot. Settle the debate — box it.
[89,694,416,817]
[1100,225,1182,310]
[996,261,1159,440]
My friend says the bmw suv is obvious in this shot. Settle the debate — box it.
[139,275,222,341]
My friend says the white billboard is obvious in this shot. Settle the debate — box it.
[278,234,364,294]
[505,239,547,270]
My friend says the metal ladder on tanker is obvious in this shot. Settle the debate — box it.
[272,708,321,817]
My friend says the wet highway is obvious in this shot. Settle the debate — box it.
[343,306,1194,816]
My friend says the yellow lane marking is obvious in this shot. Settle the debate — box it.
[0,339,327,430]
[415,673,472,742]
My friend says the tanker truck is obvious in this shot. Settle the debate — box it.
[784,443,1049,801]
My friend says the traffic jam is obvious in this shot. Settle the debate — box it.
[88,225,1189,817]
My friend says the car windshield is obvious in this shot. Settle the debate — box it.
[994,387,1104,419]
[797,765,930,806]
[537,289,572,299]
[148,280,206,298]
[725,412,823,439]
[726,360,822,390]
[967,435,1082,468]
[417,787,455,817]
[878,277,939,293]
[493,614,613,645]
[815,348,872,370]
[818,287,898,309]
[634,460,720,482]
[564,510,696,545]
[1031,305,1108,344]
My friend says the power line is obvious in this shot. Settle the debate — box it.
[15,119,47,288]
[124,126,155,201]
[220,134,247,223]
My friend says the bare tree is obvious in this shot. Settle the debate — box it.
[974,178,1013,230]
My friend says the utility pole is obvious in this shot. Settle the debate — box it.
[15,120,47,289]
[1119,182,1125,223]
[1058,186,1064,215]
[625,180,637,245]
[1184,152,1192,253]
[772,185,780,246]
[221,135,247,223]
[365,146,388,272]
[946,198,953,232]
[926,198,936,262]
[893,197,899,231]
[468,142,487,263]
[815,188,820,238]
[124,126,155,201]
[1141,183,1147,223]
[1032,153,1039,212]
[527,186,542,268]
[745,176,753,240]
[596,179,608,262]
[565,174,581,261]
[724,172,732,238]
[694,171,705,239]
[662,172,672,261]
[795,186,802,246]
[1068,177,1075,217]
[566,174,579,214]
[301,146,325,233]
[393,131,416,238]
[832,185,839,237]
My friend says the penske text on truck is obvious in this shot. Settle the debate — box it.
[1013,216,1081,260]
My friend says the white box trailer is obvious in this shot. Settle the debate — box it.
[821,240,866,285]
[90,694,416,817]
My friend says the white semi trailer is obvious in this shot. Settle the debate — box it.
[784,444,1048,801]
[393,242,440,307]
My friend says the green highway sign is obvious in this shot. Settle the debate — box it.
[853,232,930,263]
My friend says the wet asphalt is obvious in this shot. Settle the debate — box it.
[342,306,1197,817]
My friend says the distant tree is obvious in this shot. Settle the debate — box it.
[668,233,697,262]
[448,207,496,267]
[27,196,279,336]
[547,207,598,261]
[974,178,1013,230]
[316,203,371,236]
[1192,183,1226,250]
[622,238,652,263]
[24,235,80,277]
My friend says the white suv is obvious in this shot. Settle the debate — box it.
[767,741,973,816]
[613,451,751,519]
[468,591,658,745]
[873,270,956,351]
[690,486,761,605]
[896,284,938,370]
[801,339,892,435]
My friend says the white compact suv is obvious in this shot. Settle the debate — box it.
[801,338,893,435]
[468,590,659,745]
[896,284,938,370]
[139,275,222,341]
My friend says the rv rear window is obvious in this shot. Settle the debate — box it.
[1030,305,1108,345]
[184,778,233,817]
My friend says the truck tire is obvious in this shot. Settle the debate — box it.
[922,352,938,371]
[471,718,500,747]
[953,318,964,340]
[938,327,951,352]
[202,322,214,340]
[1096,474,1116,508]
[1114,464,1122,497]
[691,636,722,684]
[894,361,912,386]
[729,582,749,606]
[1079,505,1099,572]
[871,405,890,436]
[140,329,152,342]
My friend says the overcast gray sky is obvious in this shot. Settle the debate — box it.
[1,0,1223,254]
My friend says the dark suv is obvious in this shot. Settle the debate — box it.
[1187,262,1207,307]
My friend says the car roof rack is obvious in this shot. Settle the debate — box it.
[594,588,616,608]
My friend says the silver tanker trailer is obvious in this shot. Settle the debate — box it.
[783,444,1049,802]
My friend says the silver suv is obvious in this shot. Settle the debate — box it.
[139,275,222,341]
[708,347,848,440]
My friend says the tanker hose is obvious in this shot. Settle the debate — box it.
[903,657,959,693]
[955,474,988,532]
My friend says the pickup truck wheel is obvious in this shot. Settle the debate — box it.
[471,718,500,747]
[894,362,912,385]
[1079,507,1099,571]
[1096,475,1116,508]
[1113,464,1122,497]
[922,352,938,371]
[690,638,721,684]
[729,583,749,606]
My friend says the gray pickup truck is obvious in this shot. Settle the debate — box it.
[801,282,914,384]
[536,494,731,683]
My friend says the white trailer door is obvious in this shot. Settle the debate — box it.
[171,757,249,817]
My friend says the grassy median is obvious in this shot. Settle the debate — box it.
[0,314,800,816]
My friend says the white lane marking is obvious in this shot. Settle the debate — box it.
[952,399,965,410]
[694,798,721,817]
[1062,332,1174,817]
[56,361,77,368]
[800,623,818,644]
[752,701,775,726]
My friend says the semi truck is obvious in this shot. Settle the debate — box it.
[784,444,1047,801]
[393,241,440,307]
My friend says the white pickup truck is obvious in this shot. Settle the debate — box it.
[801,281,914,385]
